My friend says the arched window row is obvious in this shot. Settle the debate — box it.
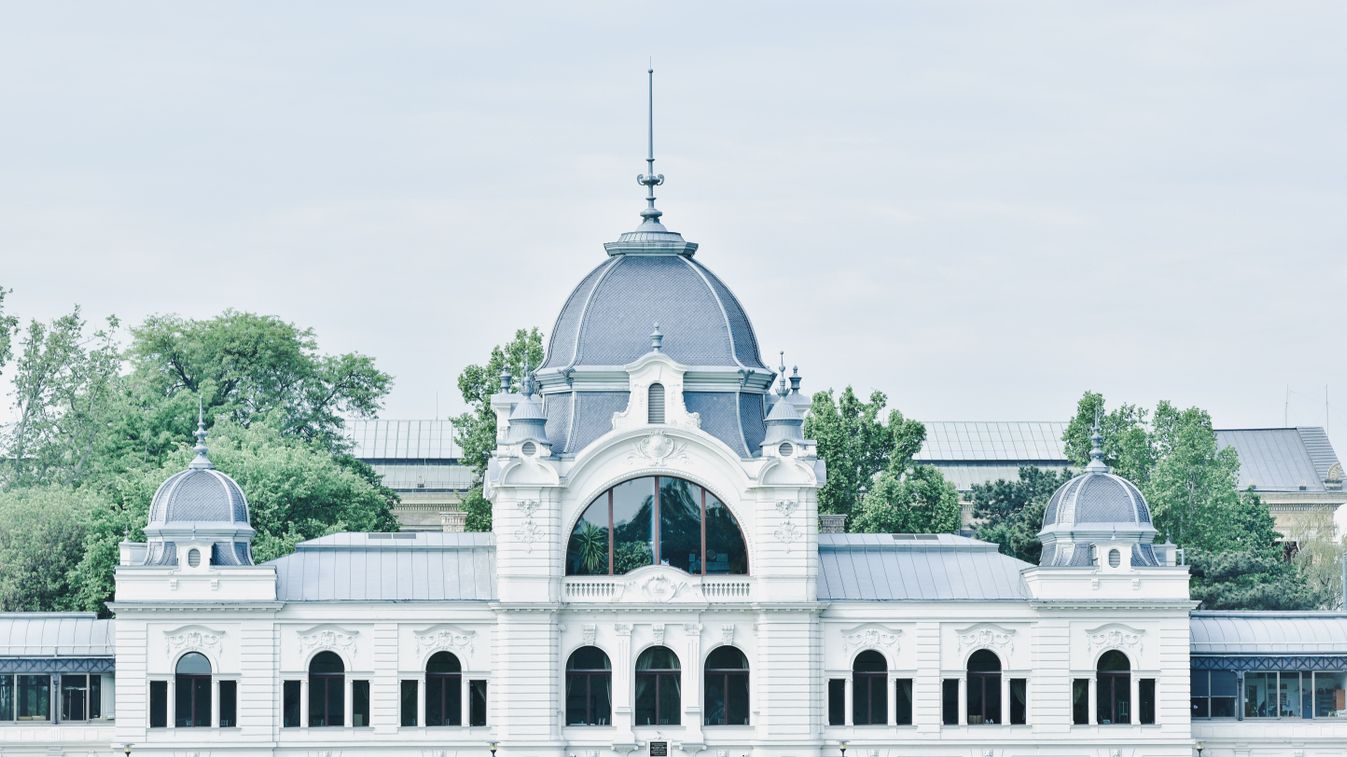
[566,476,748,577]
[146,652,237,729]
[564,645,750,727]
[825,648,1157,728]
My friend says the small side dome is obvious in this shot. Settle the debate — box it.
[1038,426,1159,568]
[142,413,255,567]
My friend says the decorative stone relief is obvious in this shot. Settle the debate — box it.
[614,623,632,636]
[582,624,597,646]
[298,625,358,654]
[626,430,689,467]
[773,499,802,550]
[514,499,541,551]
[721,625,735,647]
[842,624,902,651]
[1085,623,1144,653]
[415,624,477,656]
[165,625,223,656]
[652,623,666,646]
[639,572,693,602]
[957,623,1016,654]
[683,623,703,637]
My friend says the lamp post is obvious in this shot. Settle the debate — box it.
[839,740,848,757]
[489,741,498,757]
[122,745,133,756]
[1194,741,1204,757]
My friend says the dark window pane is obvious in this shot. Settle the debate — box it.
[219,680,237,727]
[89,676,101,720]
[0,675,13,721]
[401,680,418,726]
[659,477,700,572]
[895,678,913,725]
[567,496,611,576]
[1211,696,1235,718]
[1190,670,1209,697]
[704,493,748,574]
[175,675,210,727]
[1072,679,1089,725]
[1139,678,1155,725]
[60,674,88,722]
[17,675,50,721]
[150,680,167,728]
[470,680,487,726]
[827,679,845,726]
[282,680,301,727]
[352,680,370,727]
[1192,697,1210,719]
[613,478,656,574]
[942,679,959,725]
[310,673,345,727]
[1010,678,1027,725]
[657,674,680,725]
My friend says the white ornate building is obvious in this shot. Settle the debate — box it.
[2,100,1346,757]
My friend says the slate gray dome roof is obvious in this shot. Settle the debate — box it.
[540,254,768,372]
[147,467,250,525]
[1042,468,1152,528]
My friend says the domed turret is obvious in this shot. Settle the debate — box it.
[142,411,254,567]
[1038,424,1160,568]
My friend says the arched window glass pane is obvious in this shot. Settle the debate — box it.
[635,646,681,725]
[1097,651,1132,725]
[705,646,749,726]
[852,651,887,725]
[176,652,212,676]
[426,651,462,726]
[565,647,612,726]
[565,476,748,577]
[967,650,1002,724]
[308,652,344,727]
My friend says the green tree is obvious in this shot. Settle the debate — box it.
[1284,512,1345,610]
[0,486,99,611]
[0,286,18,376]
[806,387,960,533]
[972,466,1072,564]
[452,328,545,531]
[1063,391,1155,486]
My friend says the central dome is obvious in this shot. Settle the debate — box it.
[540,254,767,372]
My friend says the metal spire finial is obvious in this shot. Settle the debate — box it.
[789,365,802,395]
[1086,411,1107,472]
[636,65,665,227]
[650,322,664,352]
[190,399,213,470]
[777,352,790,397]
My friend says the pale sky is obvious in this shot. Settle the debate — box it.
[1,2,1344,459]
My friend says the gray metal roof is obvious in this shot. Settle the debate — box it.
[1190,612,1347,655]
[540,254,767,372]
[368,463,474,492]
[346,419,462,461]
[916,422,1069,462]
[148,467,249,524]
[1215,427,1339,492]
[269,532,495,602]
[0,613,114,657]
[817,534,1030,601]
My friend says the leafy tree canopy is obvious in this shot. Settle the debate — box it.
[0,485,98,612]
[805,387,960,534]
[972,466,1072,564]
[452,328,545,532]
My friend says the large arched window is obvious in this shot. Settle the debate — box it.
[565,647,612,726]
[853,651,887,725]
[966,650,1002,725]
[426,652,462,726]
[634,646,681,726]
[566,476,747,576]
[704,646,749,726]
[174,652,211,727]
[308,652,344,727]
[1097,651,1131,725]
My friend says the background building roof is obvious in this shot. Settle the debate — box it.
[346,419,462,461]
[1215,427,1343,493]
[269,532,495,602]
[817,533,1031,601]
[0,613,114,657]
[1190,612,1347,655]
[916,421,1069,462]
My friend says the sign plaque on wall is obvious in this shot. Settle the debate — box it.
[649,741,668,757]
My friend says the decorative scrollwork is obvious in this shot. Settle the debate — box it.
[514,498,541,550]
[957,623,1015,654]
[165,626,223,657]
[298,625,357,654]
[415,625,476,656]
[1086,623,1144,653]
[773,499,801,549]
[627,430,688,467]
[842,624,902,651]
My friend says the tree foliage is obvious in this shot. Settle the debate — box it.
[0,486,99,611]
[452,328,545,532]
[805,387,960,533]
[972,466,1072,564]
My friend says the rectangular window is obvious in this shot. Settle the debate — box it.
[352,680,370,727]
[90,675,101,720]
[941,679,959,726]
[1245,672,1276,718]
[827,678,845,726]
[1010,678,1027,725]
[282,680,301,728]
[1139,678,1156,724]
[219,680,237,727]
[0,675,13,721]
[470,680,487,726]
[1312,671,1347,718]
[176,674,211,727]
[401,680,418,726]
[17,675,50,721]
[894,678,913,725]
[1192,670,1237,719]
[149,681,168,728]
[1072,679,1089,725]
[60,674,89,721]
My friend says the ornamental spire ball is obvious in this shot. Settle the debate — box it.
[636,65,665,229]
[190,399,212,470]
